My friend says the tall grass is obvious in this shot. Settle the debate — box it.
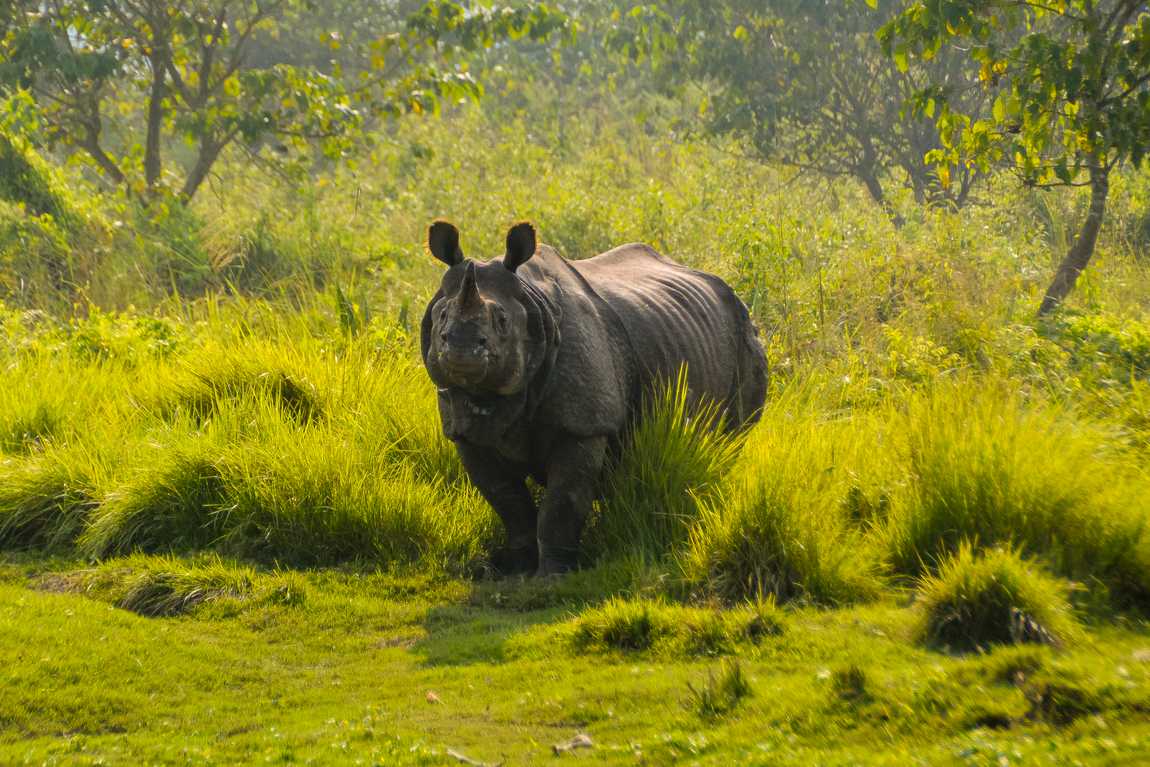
[681,391,888,605]
[587,370,744,561]
[883,382,1150,603]
[915,544,1078,651]
[0,109,1147,607]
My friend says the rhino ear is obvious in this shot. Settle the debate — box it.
[428,220,463,267]
[504,222,537,272]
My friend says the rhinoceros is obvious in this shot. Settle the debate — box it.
[421,221,767,575]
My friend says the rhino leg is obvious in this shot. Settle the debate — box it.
[537,435,608,575]
[455,441,538,575]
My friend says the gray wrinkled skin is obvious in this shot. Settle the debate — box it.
[421,221,767,576]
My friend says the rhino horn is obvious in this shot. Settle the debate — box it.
[457,260,483,311]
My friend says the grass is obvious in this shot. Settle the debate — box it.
[687,659,753,719]
[914,544,1079,652]
[1,554,1148,765]
[0,104,1149,763]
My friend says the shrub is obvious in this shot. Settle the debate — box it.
[915,544,1077,652]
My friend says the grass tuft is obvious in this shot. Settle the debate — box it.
[80,451,227,558]
[573,597,671,652]
[885,385,1150,606]
[686,659,753,720]
[915,544,1077,652]
[73,554,307,617]
[830,664,870,703]
[589,370,744,561]
[0,451,99,551]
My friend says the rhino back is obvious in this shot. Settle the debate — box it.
[571,243,763,426]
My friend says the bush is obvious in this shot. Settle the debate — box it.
[914,544,1077,652]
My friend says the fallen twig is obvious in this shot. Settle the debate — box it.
[446,748,502,767]
[552,733,594,755]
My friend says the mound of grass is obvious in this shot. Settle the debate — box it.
[886,385,1150,606]
[80,451,227,558]
[589,370,744,560]
[915,545,1077,652]
[0,452,99,551]
[217,430,494,569]
[570,598,785,656]
[682,412,883,605]
[687,659,753,720]
[156,342,324,425]
[73,555,307,617]
[573,598,673,651]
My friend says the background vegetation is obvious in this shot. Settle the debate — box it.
[0,1,1148,764]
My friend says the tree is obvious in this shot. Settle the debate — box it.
[0,1,567,202]
[607,0,987,221]
[881,1,1150,315]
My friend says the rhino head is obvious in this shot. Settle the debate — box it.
[422,220,554,398]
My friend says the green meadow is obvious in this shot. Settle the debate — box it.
[2,82,1150,766]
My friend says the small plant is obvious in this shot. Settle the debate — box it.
[915,544,1077,652]
[687,658,753,720]
[830,664,869,702]
[734,597,786,642]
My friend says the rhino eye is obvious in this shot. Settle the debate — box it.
[494,308,509,335]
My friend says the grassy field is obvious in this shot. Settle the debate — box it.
[1,109,1150,764]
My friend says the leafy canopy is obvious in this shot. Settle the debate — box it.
[0,0,569,200]
[880,0,1150,188]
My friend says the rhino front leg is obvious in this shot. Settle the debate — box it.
[455,441,539,575]
[537,435,608,575]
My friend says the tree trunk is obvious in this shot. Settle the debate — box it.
[859,169,905,228]
[144,52,166,191]
[180,136,226,201]
[1038,165,1110,316]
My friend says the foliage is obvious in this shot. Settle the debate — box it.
[609,0,987,215]
[0,0,568,200]
[881,0,1150,312]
